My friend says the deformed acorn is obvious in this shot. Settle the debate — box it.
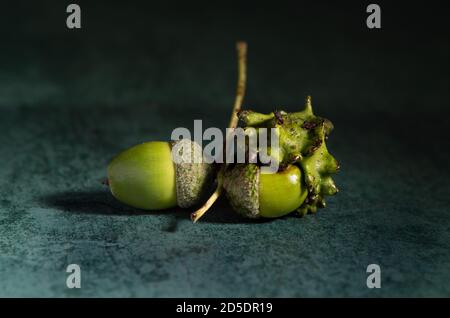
[107,139,215,210]
[212,97,339,220]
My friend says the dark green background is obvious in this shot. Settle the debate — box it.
[0,1,449,297]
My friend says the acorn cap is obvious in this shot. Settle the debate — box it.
[171,139,216,208]
[223,164,260,218]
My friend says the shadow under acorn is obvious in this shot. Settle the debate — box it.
[38,189,274,227]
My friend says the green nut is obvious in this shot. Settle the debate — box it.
[223,164,308,218]
[237,96,339,217]
[107,140,215,210]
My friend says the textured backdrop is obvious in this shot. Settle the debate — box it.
[0,1,449,297]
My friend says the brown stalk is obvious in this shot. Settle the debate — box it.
[191,41,247,223]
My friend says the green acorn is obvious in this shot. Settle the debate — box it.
[222,97,339,218]
[107,139,215,210]
[223,164,308,218]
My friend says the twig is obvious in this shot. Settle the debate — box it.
[191,41,247,223]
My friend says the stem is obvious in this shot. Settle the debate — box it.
[228,41,247,130]
[191,170,224,223]
[191,41,247,223]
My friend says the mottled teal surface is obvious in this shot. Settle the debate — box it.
[0,2,449,297]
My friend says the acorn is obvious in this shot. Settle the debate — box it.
[107,139,215,210]
[226,97,339,218]
[106,42,247,217]
[223,164,308,218]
